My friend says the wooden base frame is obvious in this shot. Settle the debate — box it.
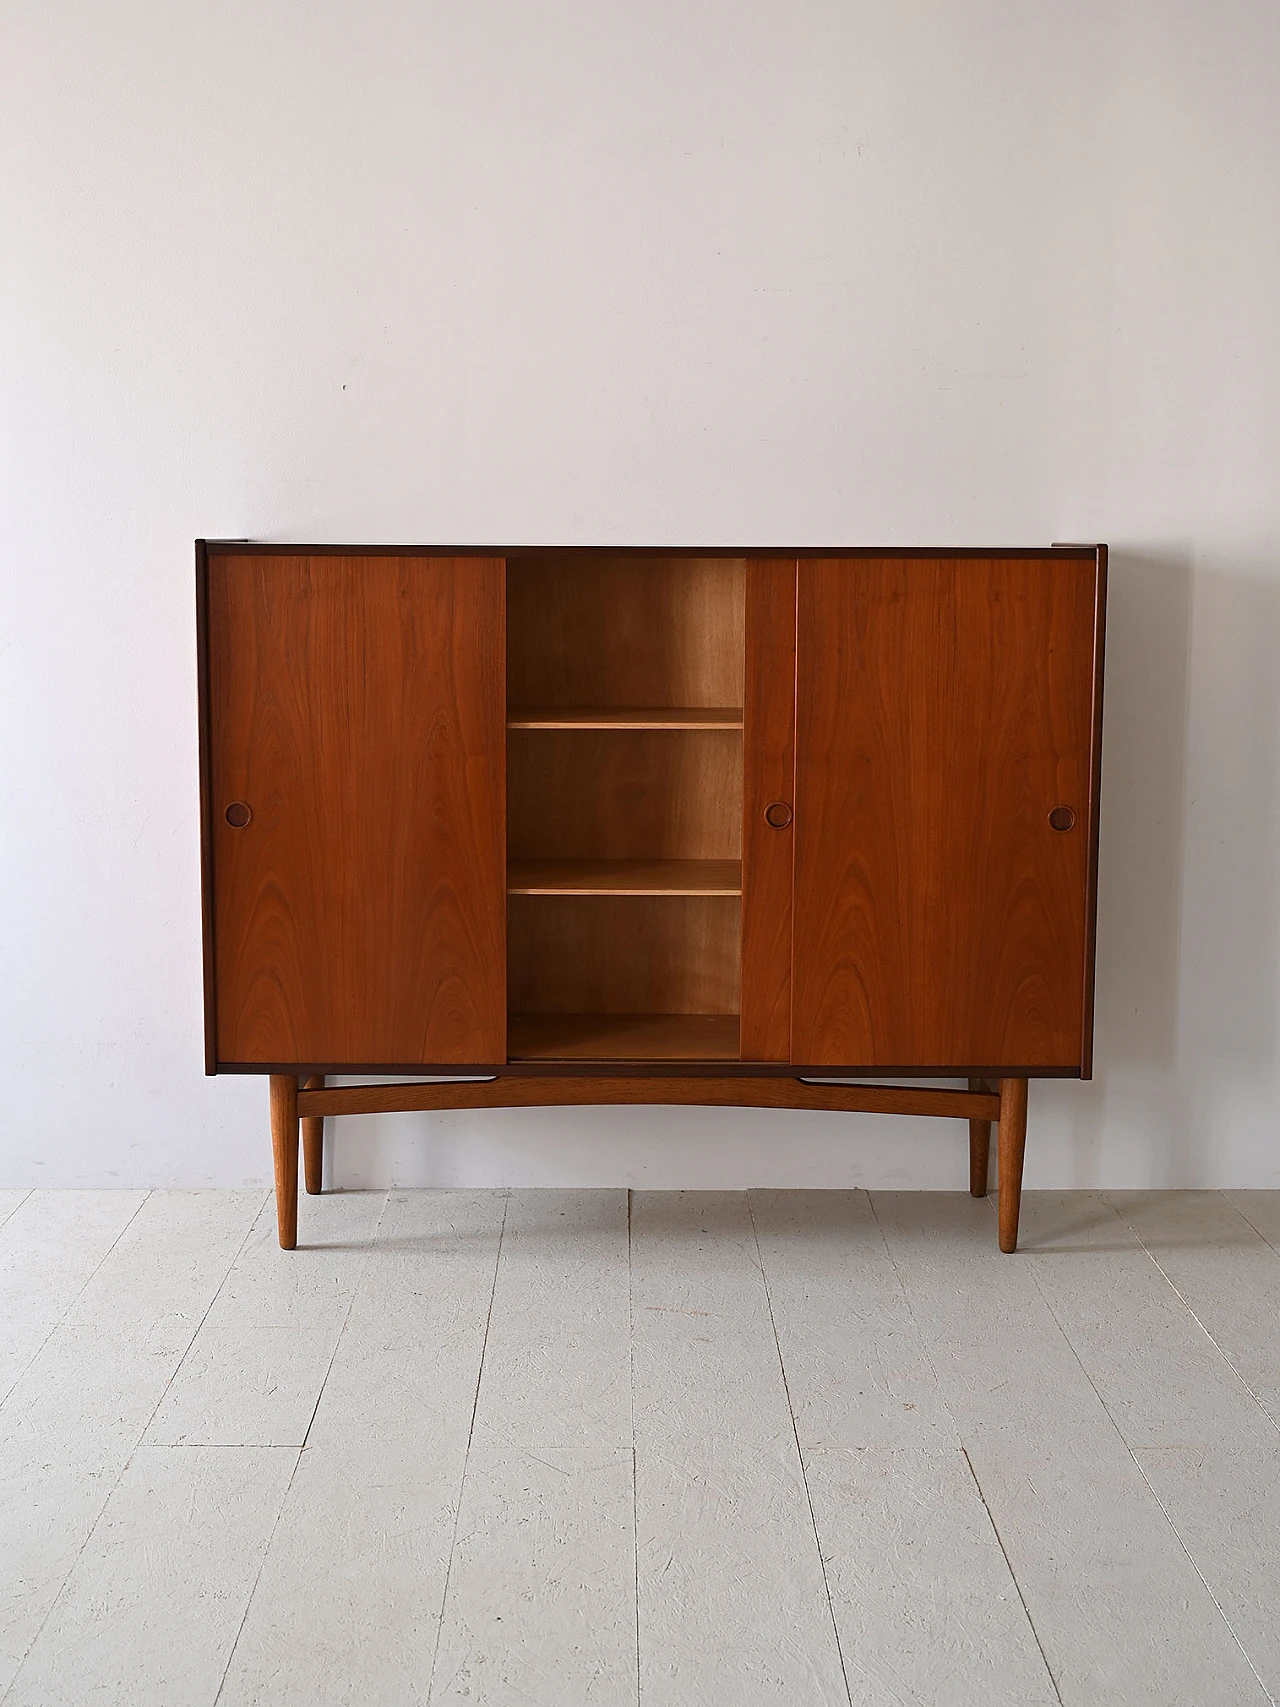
[267,1072,1032,1254]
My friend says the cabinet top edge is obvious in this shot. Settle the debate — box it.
[197,541,1104,560]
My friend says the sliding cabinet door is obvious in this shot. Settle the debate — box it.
[790,554,1104,1071]
[203,552,506,1067]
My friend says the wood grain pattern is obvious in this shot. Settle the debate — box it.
[297,1078,1001,1118]
[506,556,744,710]
[206,553,506,1066]
[507,859,741,896]
[301,1074,323,1196]
[740,560,797,1060]
[506,730,742,862]
[507,1013,740,1060]
[268,1074,298,1250]
[507,707,742,730]
[998,1076,1029,1253]
[507,896,740,1017]
[968,1076,992,1198]
[791,556,1101,1070]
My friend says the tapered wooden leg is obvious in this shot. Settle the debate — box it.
[968,1078,991,1197]
[302,1074,324,1196]
[997,1077,1029,1253]
[269,1074,299,1250]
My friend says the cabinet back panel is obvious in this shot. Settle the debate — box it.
[507,729,742,861]
[506,557,745,709]
[508,896,741,1015]
[206,553,507,1065]
[791,556,1100,1069]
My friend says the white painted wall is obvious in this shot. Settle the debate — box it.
[2,0,1278,1190]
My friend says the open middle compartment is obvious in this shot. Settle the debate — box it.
[505,554,745,1061]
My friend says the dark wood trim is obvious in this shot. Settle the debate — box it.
[1079,544,1108,1079]
[740,559,798,1059]
[201,541,1098,562]
[496,569,509,1063]
[195,541,218,1076]
[297,1077,1003,1120]
[215,1058,1083,1078]
[218,1061,510,1076]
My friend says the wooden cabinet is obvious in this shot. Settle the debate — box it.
[198,544,1106,1253]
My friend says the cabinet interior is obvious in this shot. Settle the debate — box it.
[506,556,746,1061]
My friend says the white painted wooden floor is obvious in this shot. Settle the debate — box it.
[2,1188,1279,1705]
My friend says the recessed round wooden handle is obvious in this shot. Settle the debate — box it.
[764,802,793,829]
[1048,806,1076,832]
[225,802,252,828]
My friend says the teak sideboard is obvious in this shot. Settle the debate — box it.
[196,544,1106,1253]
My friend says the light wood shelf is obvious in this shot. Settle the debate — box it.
[508,1012,741,1061]
[507,859,742,897]
[507,707,744,730]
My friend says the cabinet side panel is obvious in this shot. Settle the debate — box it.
[791,556,1098,1070]
[740,560,797,1060]
[1079,545,1107,1076]
[208,553,506,1065]
[196,541,217,1073]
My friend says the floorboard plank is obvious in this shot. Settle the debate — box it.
[5,1445,297,1707]
[1111,1191,1280,1426]
[750,1189,953,1450]
[217,1190,506,1707]
[1025,1192,1280,1698]
[464,1188,632,1453]
[145,1191,386,1447]
[431,1441,637,1707]
[0,1192,148,1405]
[752,1191,1056,1704]
[430,1189,636,1706]
[872,1191,1267,1707]
[0,1192,30,1233]
[632,1190,848,1706]
[1225,1190,1280,1254]
[804,1447,1059,1707]
[5,1187,1275,1706]
[0,1191,262,1696]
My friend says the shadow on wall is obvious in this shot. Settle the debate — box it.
[1164,554,1280,1177]
[1054,545,1280,1185]
[1095,548,1194,1071]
